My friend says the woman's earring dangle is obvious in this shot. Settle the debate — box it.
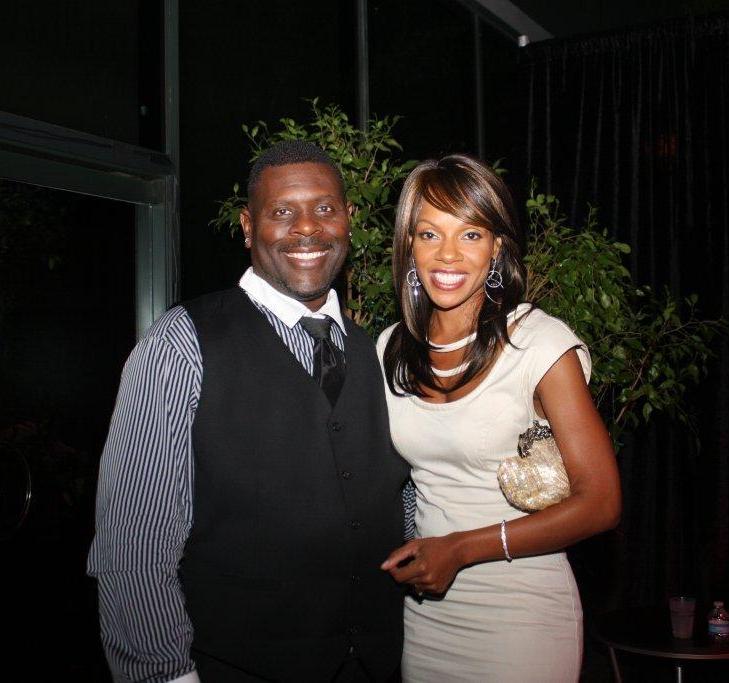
[484,258,503,304]
[406,258,422,296]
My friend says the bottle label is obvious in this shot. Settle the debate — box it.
[708,620,729,636]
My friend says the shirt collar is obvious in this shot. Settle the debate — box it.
[238,267,347,335]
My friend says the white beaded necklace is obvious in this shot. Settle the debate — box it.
[429,332,477,377]
[429,332,477,353]
[427,305,528,379]
[431,361,470,378]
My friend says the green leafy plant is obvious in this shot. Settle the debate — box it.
[211,99,417,333]
[525,187,726,444]
[212,103,726,446]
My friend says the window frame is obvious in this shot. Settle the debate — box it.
[0,0,179,340]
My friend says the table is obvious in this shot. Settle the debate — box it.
[592,608,729,682]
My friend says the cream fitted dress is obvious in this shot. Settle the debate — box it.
[376,305,590,683]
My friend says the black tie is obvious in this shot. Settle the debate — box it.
[299,316,346,406]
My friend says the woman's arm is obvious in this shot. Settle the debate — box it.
[381,348,621,594]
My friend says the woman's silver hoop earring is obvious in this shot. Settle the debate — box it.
[406,259,422,293]
[484,259,503,304]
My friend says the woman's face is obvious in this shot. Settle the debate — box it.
[411,200,501,313]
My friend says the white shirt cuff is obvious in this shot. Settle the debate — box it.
[168,671,200,683]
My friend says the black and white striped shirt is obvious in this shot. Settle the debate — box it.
[88,269,414,683]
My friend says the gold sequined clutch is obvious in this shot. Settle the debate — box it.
[497,421,571,512]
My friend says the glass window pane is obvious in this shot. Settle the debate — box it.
[1,180,135,680]
[0,1,163,148]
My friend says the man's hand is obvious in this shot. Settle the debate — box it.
[380,534,463,596]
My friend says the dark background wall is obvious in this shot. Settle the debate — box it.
[179,0,358,299]
[177,1,729,302]
[177,0,528,300]
[368,0,478,158]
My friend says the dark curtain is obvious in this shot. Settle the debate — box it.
[518,14,729,613]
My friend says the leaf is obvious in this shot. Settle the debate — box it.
[642,402,653,422]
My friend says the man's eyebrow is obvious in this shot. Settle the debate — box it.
[312,194,342,201]
[266,193,343,204]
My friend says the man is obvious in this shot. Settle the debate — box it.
[88,140,408,682]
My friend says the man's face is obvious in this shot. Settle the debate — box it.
[240,162,352,311]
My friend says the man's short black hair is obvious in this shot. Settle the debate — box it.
[247,140,344,198]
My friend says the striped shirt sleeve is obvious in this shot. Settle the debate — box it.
[87,306,201,683]
[403,479,416,541]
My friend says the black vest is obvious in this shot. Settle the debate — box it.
[181,288,408,682]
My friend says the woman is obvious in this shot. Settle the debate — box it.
[377,155,621,682]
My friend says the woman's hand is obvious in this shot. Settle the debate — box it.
[381,534,464,595]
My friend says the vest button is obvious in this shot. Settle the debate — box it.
[349,520,361,529]
[341,470,352,479]
[350,574,361,583]
[331,421,342,432]
[347,626,359,636]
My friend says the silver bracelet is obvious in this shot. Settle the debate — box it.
[500,519,513,562]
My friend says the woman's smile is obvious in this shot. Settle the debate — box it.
[429,269,469,290]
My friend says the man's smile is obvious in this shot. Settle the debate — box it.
[284,250,329,261]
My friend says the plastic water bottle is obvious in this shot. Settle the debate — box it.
[707,601,729,641]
